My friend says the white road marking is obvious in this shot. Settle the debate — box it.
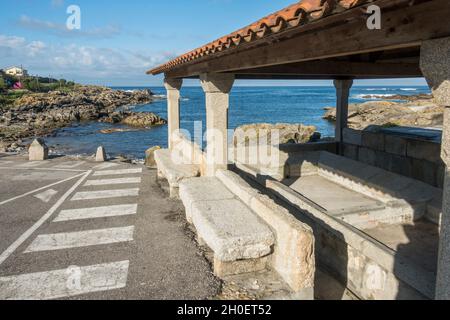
[0,161,13,165]
[71,188,139,201]
[54,161,86,169]
[93,168,142,176]
[0,167,87,172]
[93,163,120,170]
[34,189,58,203]
[0,172,87,206]
[25,226,135,252]
[17,162,47,168]
[0,261,129,300]
[54,204,138,222]
[0,171,92,265]
[84,177,141,186]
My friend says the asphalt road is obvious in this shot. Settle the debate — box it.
[0,155,220,300]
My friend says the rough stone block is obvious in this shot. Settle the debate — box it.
[343,144,359,161]
[343,128,362,146]
[385,135,407,156]
[213,256,268,277]
[358,147,376,166]
[179,177,234,223]
[375,151,392,172]
[249,194,315,294]
[388,154,413,178]
[28,139,48,161]
[407,140,441,164]
[362,131,385,151]
[437,164,445,189]
[154,149,200,190]
[411,159,437,187]
[191,198,274,262]
[216,169,259,206]
[95,146,107,162]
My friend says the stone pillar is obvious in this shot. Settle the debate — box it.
[164,78,183,150]
[334,79,353,155]
[200,73,235,176]
[420,37,450,300]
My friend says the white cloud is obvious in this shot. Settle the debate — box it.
[0,35,26,48]
[18,15,121,39]
[0,34,174,84]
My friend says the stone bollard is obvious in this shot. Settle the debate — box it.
[29,139,49,161]
[145,146,161,167]
[96,146,107,162]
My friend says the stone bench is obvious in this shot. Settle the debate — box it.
[316,152,441,227]
[154,149,200,198]
[237,151,442,229]
[235,154,440,300]
[179,170,315,299]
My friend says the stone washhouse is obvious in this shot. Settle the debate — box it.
[147,0,450,300]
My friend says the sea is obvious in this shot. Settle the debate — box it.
[44,86,431,160]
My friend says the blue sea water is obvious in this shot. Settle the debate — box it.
[44,86,431,159]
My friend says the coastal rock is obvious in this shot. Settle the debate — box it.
[323,99,443,130]
[234,123,318,146]
[360,93,432,101]
[100,112,167,128]
[145,146,161,167]
[99,128,136,134]
[0,141,8,152]
[0,85,160,145]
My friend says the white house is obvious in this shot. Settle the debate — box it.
[5,66,28,77]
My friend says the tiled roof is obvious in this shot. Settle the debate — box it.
[148,0,372,75]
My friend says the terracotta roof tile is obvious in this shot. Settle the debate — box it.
[148,0,372,75]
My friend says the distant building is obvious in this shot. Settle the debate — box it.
[5,66,28,77]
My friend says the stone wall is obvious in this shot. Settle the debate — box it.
[342,128,444,188]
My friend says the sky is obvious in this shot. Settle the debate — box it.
[0,0,427,87]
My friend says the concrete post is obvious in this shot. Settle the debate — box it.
[420,37,450,300]
[334,79,353,155]
[200,73,235,176]
[164,78,183,150]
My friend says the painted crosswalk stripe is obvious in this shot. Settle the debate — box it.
[93,162,120,170]
[93,168,142,176]
[84,177,141,186]
[25,226,135,252]
[54,161,86,169]
[0,161,13,165]
[0,261,129,300]
[54,204,138,222]
[71,188,139,201]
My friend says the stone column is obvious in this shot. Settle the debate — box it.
[334,79,353,155]
[164,78,183,150]
[420,37,450,300]
[200,73,235,176]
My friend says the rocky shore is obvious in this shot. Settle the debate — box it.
[323,94,442,130]
[0,85,166,152]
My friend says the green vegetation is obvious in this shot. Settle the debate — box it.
[0,77,6,93]
[0,70,78,107]
[381,122,400,128]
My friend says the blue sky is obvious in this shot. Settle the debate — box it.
[0,0,427,87]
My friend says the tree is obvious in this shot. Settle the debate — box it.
[23,78,41,92]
